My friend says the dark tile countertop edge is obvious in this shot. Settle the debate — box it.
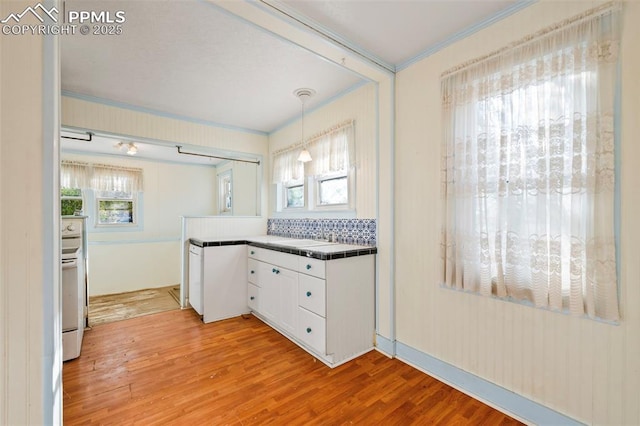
[189,238,377,261]
[190,239,248,248]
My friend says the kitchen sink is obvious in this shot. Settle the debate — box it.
[271,239,336,247]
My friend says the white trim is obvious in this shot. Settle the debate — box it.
[256,0,395,73]
[42,0,61,420]
[395,341,582,426]
[62,91,268,136]
[88,238,180,245]
[374,334,395,357]
[209,0,393,84]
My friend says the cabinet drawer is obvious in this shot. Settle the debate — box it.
[247,246,261,259]
[265,251,298,270]
[247,258,259,284]
[298,257,326,279]
[248,283,260,312]
[298,274,326,317]
[249,246,298,270]
[297,307,326,354]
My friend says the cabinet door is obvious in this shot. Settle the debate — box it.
[277,267,298,336]
[257,261,298,335]
[248,283,260,312]
[258,262,279,324]
[188,248,203,315]
[202,245,248,323]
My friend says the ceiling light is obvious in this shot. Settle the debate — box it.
[294,88,315,163]
[126,143,138,155]
[297,148,312,162]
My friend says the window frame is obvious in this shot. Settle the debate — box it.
[218,170,233,215]
[283,180,305,210]
[276,169,354,214]
[95,192,138,227]
[315,172,349,209]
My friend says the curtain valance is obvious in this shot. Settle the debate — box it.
[60,161,143,193]
[60,160,90,189]
[91,164,143,193]
[272,120,355,184]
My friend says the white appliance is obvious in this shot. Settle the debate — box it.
[61,217,86,361]
[188,244,203,315]
[188,242,249,323]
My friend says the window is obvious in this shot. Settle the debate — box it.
[91,164,143,228]
[285,181,304,208]
[317,174,348,206]
[96,191,136,225]
[441,4,620,321]
[218,171,232,214]
[61,188,83,216]
[273,121,355,213]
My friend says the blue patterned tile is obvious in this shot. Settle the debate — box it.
[266,218,376,247]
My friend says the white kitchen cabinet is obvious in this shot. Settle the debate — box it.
[247,245,375,368]
[198,244,249,323]
[256,255,298,336]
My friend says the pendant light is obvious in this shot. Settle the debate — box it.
[294,88,315,163]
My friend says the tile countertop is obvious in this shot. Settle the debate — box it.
[189,236,377,261]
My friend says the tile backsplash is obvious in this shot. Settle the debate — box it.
[267,218,376,247]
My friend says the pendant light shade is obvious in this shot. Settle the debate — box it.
[294,88,315,163]
[297,148,312,162]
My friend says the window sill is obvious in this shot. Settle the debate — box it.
[271,209,357,219]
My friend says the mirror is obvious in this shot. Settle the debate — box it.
[60,129,262,217]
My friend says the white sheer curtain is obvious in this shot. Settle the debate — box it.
[60,160,90,189]
[441,2,620,321]
[272,149,304,184]
[307,122,354,177]
[272,120,354,183]
[91,164,143,193]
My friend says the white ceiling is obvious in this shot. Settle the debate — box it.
[61,0,364,134]
[60,0,527,161]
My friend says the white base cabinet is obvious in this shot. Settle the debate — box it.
[247,246,375,368]
[198,244,249,323]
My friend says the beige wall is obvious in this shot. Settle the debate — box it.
[63,152,217,296]
[61,96,270,217]
[395,1,640,424]
[0,0,59,422]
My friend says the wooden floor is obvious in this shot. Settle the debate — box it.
[88,285,180,326]
[63,309,521,425]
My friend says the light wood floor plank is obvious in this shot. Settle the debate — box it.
[63,309,521,425]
